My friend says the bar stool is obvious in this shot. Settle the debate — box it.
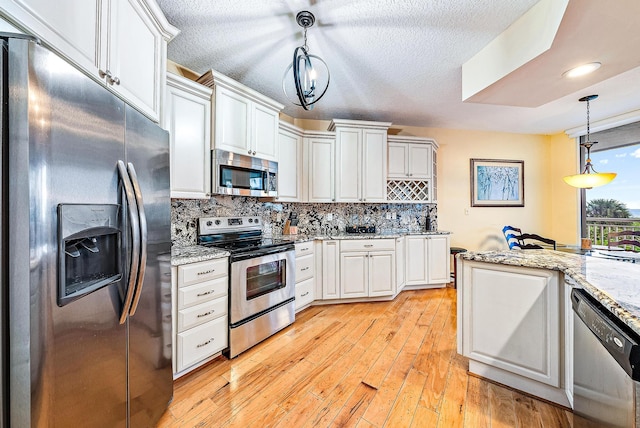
[450,247,467,288]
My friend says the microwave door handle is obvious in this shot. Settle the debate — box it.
[126,162,147,317]
[117,160,140,324]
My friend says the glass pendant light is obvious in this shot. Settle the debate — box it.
[563,95,616,189]
[282,11,330,111]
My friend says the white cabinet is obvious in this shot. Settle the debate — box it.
[322,240,340,299]
[198,70,283,161]
[294,242,315,311]
[458,261,566,406]
[330,119,391,202]
[395,237,405,292]
[404,235,450,286]
[387,137,434,179]
[164,73,212,199]
[339,239,396,298]
[427,234,450,284]
[173,258,228,377]
[1,0,179,122]
[305,132,336,203]
[277,121,304,202]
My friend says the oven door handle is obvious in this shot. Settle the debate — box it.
[230,247,294,263]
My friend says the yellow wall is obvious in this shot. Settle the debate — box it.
[292,119,580,251]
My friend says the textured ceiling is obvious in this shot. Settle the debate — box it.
[157,0,640,135]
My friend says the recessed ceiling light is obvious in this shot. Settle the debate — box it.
[563,62,602,78]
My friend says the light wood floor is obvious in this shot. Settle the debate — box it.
[157,286,574,427]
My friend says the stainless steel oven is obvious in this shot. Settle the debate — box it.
[198,217,296,358]
[212,149,278,197]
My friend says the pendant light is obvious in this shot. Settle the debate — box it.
[282,11,330,110]
[563,95,616,189]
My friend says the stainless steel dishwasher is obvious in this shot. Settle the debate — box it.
[572,288,640,427]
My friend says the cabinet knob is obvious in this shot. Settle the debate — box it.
[111,76,120,86]
[248,150,252,154]
[252,151,256,155]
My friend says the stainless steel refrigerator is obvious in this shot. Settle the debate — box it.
[1,35,173,427]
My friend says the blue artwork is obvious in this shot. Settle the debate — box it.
[476,166,520,201]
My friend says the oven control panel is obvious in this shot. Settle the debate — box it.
[199,216,262,234]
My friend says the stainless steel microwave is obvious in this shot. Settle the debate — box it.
[212,149,278,197]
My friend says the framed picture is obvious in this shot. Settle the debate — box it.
[470,159,524,207]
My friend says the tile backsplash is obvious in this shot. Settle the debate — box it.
[172,196,437,246]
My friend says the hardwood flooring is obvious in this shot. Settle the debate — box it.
[157,287,574,427]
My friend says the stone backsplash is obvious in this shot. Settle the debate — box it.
[171,195,437,246]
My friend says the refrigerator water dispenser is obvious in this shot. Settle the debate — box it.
[58,204,123,306]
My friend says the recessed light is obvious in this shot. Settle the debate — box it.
[563,62,602,78]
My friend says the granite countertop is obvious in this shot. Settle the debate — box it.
[459,250,640,337]
[171,245,230,266]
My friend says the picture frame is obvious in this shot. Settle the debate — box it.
[470,159,524,207]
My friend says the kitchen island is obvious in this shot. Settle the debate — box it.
[456,249,640,408]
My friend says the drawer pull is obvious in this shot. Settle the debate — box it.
[197,310,214,318]
[197,269,215,276]
[196,338,214,348]
[364,244,374,248]
[300,267,310,271]
[301,291,310,297]
[301,247,310,251]
[197,290,215,297]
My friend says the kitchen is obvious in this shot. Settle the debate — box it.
[3,2,638,426]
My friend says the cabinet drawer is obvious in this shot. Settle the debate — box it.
[340,239,395,252]
[295,277,314,310]
[178,296,227,332]
[178,258,228,287]
[178,276,228,309]
[295,242,314,257]
[296,254,314,282]
[177,316,228,372]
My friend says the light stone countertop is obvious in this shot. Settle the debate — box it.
[459,250,640,337]
[171,245,230,266]
[171,230,451,264]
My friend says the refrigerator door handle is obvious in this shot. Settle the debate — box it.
[126,162,147,316]
[117,160,141,324]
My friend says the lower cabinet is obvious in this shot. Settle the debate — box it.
[458,260,568,406]
[322,240,340,299]
[172,258,229,377]
[294,242,315,311]
[339,239,396,298]
[405,235,450,286]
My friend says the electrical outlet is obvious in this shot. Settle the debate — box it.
[327,213,333,221]
[391,212,397,220]
[386,212,392,220]
[276,212,282,222]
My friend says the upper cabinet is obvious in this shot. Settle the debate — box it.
[386,135,439,203]
[304,131,336,203]
[277,121,304,202]
[164,73,212,199]
[329,119,391,203]
[0,0,179,122]
[198,70,284,162]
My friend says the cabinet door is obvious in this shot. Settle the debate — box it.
[369,251,395,297]
[214,86,250,154]
[408,144,431,178]
[322,241,340,299]
[461,262,560,387]
[405,236,427,285]
[165,76,212,199]
[252,103,278,161]
[362,128,387,202]
[427,235,450,284]
[387,142,408,178]
[107,0,162,121]
[395,237,405,291]
[307,137,335,202]
[340,252,368,298]
[277,129,302,202]
[335,128,361,202]
[1,0,101,73]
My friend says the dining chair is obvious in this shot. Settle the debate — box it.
[608,230,640,252]
[502,225,557,250]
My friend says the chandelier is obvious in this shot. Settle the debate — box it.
[282,11,330,110]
